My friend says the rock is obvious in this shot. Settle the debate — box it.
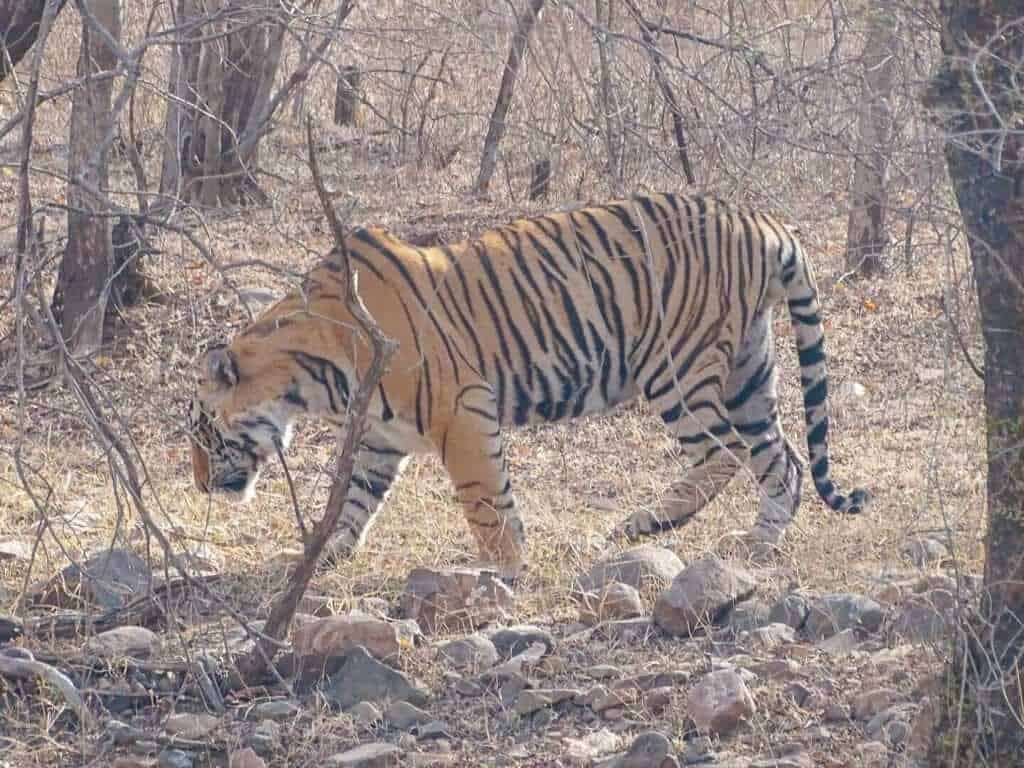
[586,665,624,680]
[385,701,431,730]
[513,688,579,715]
[351,701,383,727]
[907,696,938,759]
[741,622,796,650]
[748,659,800,681]
[165,713,220,739]
[644,686,673,711]
[319,646,428,711]
[824,702,850,722]
[416,720,451,740]
[854,687,902,720]
[865,704,916,748]
[326,743,401,767]
[903,535,949,568]
[768,592,811,630]
[252,700,299,722]
[437,634,499,671]
[293,612,408,664]
[400,567,513,634]
[686,669,756,736]
[749,756,812,768]
[603,730,674,767]
[228,748,267,768]
[564,728,622,764]
[890,590,955,643]
[726,599,771,633]
[595,618,660,643]
[245,721,280,756]
[158,749,194,768]
[87,626,160,659]
[857,741,889,765]
[576,546,684,595]
[487,625,556,659]
[35,548,152,610]
[815,628,860,655]
[498,674,529,706]
[579,581,645,625]
[486,641,549,679]
[654,555,758,636]
[0,538,33,562]
[805,594,885,639]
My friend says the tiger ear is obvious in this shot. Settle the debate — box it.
[202,345,239,390]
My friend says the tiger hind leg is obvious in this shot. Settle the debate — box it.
[725,310,803,545]
[622,358,747,539]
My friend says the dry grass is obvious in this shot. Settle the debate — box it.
[0,2,986,766]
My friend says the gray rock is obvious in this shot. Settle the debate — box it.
[513,688,579,716]
[400,567,513,634]
[351,701,383,727]
[686,669,756,736]
[727,599,771,633]
[579,581,645,625]
[385,700,431,730]
[244,720,280,756]
[416,720,452,740]
[325,743,401,767]
[319,646,428,711]
[890,590,955,643]
[903,536,949,568]
[35,548,152,610]
[488,625,556,659]
[600,730,675,767]
[87,626,160,659]
[816,628,860,655]
[437,634,499,671]
[769,592,811,630]
[805,594,885,640]
[741,622,796,650]
[654,555,758,636]
[576,546,684,595]
[595,618,660,643]
[252,700,299,721]
[158,749,194,768]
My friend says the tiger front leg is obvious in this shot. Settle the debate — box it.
[439,388,527,583]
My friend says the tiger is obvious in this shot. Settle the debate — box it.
[186,193,869,580]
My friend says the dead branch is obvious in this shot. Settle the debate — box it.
[0,649,94,727]
[232,116,399,687]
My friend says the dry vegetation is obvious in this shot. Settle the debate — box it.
[0,1,990,766]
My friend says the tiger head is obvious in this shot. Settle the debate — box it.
[187,343,295,503]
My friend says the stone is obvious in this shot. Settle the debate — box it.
[351,701,383,727]
[816,628,860,655]
[686,669,756,736]
[890,590,955,643]
[326,743,401,767]
[385,701,432,730]
[563,727,622,764]
[595,618,660,643]
[87,626,160,659]
[293,612,409,663]
[769,592,811,630]
[654,555,758,636]
[0,538,33,562]
[34,548,153,611]
[579,581,645,625]
[244,721,280,756]
[644,686,673,711]
[604,730,674,767]
[749,756,812,768]
[805,594,885,640]
[587,665,624,680]
[319,646,428,710]
[165,713,220,739]
[252,700,299,721]
[229,747,267,768]
[400,567,513,634]
[487,625,556,659]
[748,659,800,681]
[853,688,902,720]
[437,634,499,671]
[903,535,949,568]
[576,546,684,595]
[416,721,451,740]
[158,749,194,768]
[726,599,771,633]
[513,687,579,715]
[741,622,796,650]
[486,641,548,678]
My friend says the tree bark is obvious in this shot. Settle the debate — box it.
[924,0,1024,761]
[54,0,119,356]
[474,0,545,196]
[0,0,68,82]
[845,0,899,276]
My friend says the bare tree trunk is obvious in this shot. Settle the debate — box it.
[333,64,361,126]
[0,0,68,82]
[845,0,899,276]
[474,0,545,196]
[54,0,119,356]
[594,0,623,189]
[924,0,1024,762]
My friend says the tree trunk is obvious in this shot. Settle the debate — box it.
[54,0,119,357]
[924,0,1024,762]
[0,0,68,82]
[159,0,284,207]
[594,0,623,190]
[844,1,899,276]
[333,64,361,126]
[474,0,545,196]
